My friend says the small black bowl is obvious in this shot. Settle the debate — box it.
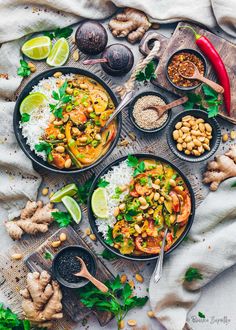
[13,67,121,174]
[128,91,172,133]
[166,48,207,91]
[167,109,221,163]
[52,245,97,289]
[87,153,195,262]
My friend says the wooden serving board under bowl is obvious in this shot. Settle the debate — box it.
[25,226,114,326]
[140,22,236,124]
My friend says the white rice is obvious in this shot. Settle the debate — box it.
[20,74,75,159]
[95,160,133,239]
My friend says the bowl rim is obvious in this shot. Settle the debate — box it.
[52,245,97,289]
[13,66,122,174]
[166,48,208,91]
[128,91,172,133]
[87,153,196,261]
[166,109,221,162]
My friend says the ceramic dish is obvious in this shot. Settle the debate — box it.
[167,109,221,162]
[13,67,121,174]
[87,153,195,261]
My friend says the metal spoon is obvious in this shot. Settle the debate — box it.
[143,96,188,117]
[178,60,224,94]
[100,90,135,132]
[74,257,109,293]
[153,227,168,283]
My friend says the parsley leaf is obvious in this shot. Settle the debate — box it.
[78,275,148,328]
[184,267,203,282]
[198,311,206,318]
[49,81,72,118]
[17,59,31,77]
[0,303,32,329]
[101,249,118,261]
[136,60,156,82]
[76,175,95,204]
[52,211,72,227]
[133,161,145,176]
[97,179,110,188]
[21,113,30,122]
[44,27,73,40]
[127,155,139,167]
[35,141,52,158]
[44,252,53,260]
[127,155,145,176]
[105,226,114,245]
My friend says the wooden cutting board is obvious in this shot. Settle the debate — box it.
[140,22,236,124]
[25,226,114,326]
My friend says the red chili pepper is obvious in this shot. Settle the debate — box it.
[181,26,231,116]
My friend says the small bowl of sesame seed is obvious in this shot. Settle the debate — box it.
[128,91,172,133]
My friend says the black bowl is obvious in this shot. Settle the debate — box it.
[87,153,195,261]
[167,109,221,162]
[166,48,207,91]
[13,67,121,174]
[52,245,97,289]
[128,91,172,133]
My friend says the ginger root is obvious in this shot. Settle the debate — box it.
[5,201,57,240]
[108,8,152,44]
[203,145,236,191]
[20,270,63,328]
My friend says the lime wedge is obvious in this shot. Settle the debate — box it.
[46,38,69,66]
[62,196,82,224]
[22,36,52,60]
[91,188,109,219]
[20,92,48,115]
[50,183,78,203]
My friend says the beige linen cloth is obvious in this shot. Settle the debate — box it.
[1,0,236,329]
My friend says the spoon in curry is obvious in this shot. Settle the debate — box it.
[178,60,224,94]
[153,227,169,283]
[74,257,109,293]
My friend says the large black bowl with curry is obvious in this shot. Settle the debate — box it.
[13,67,121,174]
[88,153,195,261]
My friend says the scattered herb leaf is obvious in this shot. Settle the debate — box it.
[44,27,73,40]
[97,179,110,188]
[76,175,95,204]
[35,142,52,159]
[136,60,156,82]
[101,249,118,261]
[21,113,30,122]
[49,82,72,118]
[184,267,203,282]
[52,211,72,227]
[44,252,53,260]
[17,59,31,77]
[198,311,206,319]
[105,226,114,245]
[0,303,32,329]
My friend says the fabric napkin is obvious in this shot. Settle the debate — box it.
[149,177,236,330]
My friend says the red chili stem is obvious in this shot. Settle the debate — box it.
[180,26,231,116]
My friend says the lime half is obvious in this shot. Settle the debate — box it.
[20,92,48,115]
[50,183,78,203]
[46,38,69,66]
[91,187,109,219]
[62,196,82,224]
[22,36,52,60]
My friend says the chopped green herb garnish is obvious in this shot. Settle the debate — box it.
[50,82,72,118]
[52,211,72,227]
[17,59,31,77]
[101,249,118,261]
[75,175,95,204]
[21,113,30,122]
[105,226,114,245]
[44,252,53,260]
[198,311,206,319]
[98,179,110,188]
[184,267,203,282]
[44,27,73,40]
[35,142,52,159]
[136,60,156,82]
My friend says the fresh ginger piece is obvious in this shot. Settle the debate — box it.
[203,145,236,191]
[5,201,57,240]
[20,271,63,328]
[108,8,151,44]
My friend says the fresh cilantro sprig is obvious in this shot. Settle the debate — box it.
[101,248,118,261]
[44,252,53,260]
[136,60,156,82]
[198,311,206,318]
[184,84,222,118]
[79,275,148,329]
[75,175,95,204]
[97,178,109,188]
[44,27,73,40]
[127,155,145,177]
[35,141,53,162]
[21,113,30,123]
[17,59,31,77]
[49,82,72,119]
[184,267,203,282]
[52,211,72,227]
[0,303,31,330]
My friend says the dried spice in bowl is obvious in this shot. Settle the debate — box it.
[168,51,205,88]
[132,94,168,130]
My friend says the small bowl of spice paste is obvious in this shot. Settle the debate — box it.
[52,245,96,288]
[129,91,172,133]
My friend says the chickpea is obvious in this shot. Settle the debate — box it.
[142,232,147,238]
[185,149,191,155]
[136,214,143,221]
[154,178,160,185]
[159,196,165,204]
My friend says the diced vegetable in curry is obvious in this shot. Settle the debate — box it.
[108,159,191,255]
[43,74,117,169]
